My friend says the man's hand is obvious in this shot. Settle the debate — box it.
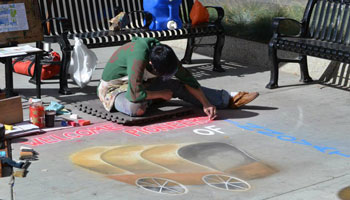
[203,104,217,120]
[184,85,218,120]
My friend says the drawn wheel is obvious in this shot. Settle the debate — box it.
[136,177,188,195]
[202,174,251,191]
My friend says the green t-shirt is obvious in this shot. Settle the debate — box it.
[102,37,200,102]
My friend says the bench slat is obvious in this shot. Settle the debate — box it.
[39,0,197,36]
[180,0,192,24]
[343,6,350,44]
[314,0,328,39]
[336,4,349,43]
[309,0,322,38]
[325,2,338,41]
[320,1,333,40]
[329,3,342,42]
[308,0,350,44]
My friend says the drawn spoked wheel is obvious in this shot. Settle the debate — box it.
[202,174,251,192]
[136,177,188,195]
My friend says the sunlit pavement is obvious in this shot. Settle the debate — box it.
[0,44,349,200]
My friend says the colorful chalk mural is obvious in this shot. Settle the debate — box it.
[339,186,350,200]
[71,142,277,195]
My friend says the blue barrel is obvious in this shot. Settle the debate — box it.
[143,0,183,31]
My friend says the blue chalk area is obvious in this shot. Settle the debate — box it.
[225,119,350,158]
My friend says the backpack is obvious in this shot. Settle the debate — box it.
[12,51,61,80]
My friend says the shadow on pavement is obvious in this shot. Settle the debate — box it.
[238,105,278,110]
[187,60,269,81]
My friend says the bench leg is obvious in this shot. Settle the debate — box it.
[299,55,313,83]
[58,36,72,95]
[213,32,225,72]
[266,42,279,89]
[29,41,44,98]
[59,49,72,95]
[181,37,195,64]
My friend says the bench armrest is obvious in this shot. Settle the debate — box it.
[272,17,302,38]
[124,11,153,29]
[42,17,72,34]
[205,6,225,24]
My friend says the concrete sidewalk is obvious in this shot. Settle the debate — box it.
[0,43,349,200]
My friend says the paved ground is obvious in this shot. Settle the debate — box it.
[0,43,350,200]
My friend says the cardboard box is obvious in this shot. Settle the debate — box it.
[0,96,23,125]
[0,92,5,100]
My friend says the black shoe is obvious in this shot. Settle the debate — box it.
[20,160,31,170]
[213,66,225,72]
[20,155,38,161]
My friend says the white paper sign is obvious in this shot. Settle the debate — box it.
[0,3,29,33]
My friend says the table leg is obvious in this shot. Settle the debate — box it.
[4,57,16,97]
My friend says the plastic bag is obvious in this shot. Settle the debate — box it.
[69,37,98,88]
[190,0,209,25]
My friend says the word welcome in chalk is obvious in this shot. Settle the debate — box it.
[226,120,350,159]
[22,117,211,147]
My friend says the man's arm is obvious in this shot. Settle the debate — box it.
[145,90,173,101]
[174,64,217,120]
[184,85,217,120]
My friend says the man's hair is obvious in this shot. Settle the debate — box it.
[150,44,178,77]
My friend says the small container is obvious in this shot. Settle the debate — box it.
[29,99,45,128]
[0,151,6,158]
[45,110,56,128]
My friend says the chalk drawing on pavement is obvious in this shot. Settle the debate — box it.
[202,174,250,191]
[136,177,188,195]
[339,186,350,200]
[71,142,277,195]
[225,120,350,159]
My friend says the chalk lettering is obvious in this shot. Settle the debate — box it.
[76,130,94,136]
[21,117,212,147]
[193,129,215,136]
[151,124,176,132]
[36,136,60,144]
[21,138,45,146]
[313,146,337,153]
[123,129,141,137]
[62,132,82,139]
[225,120,350,159]
[329,151,350,157]
[277,136,297,142]
[50,135,69,141]
[244,123,284,137]
[292,139,312,146]
[141,127,162,133]
[205,126,225,134]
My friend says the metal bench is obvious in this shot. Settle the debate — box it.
[37,0,225,94]
[266,0,350,89]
